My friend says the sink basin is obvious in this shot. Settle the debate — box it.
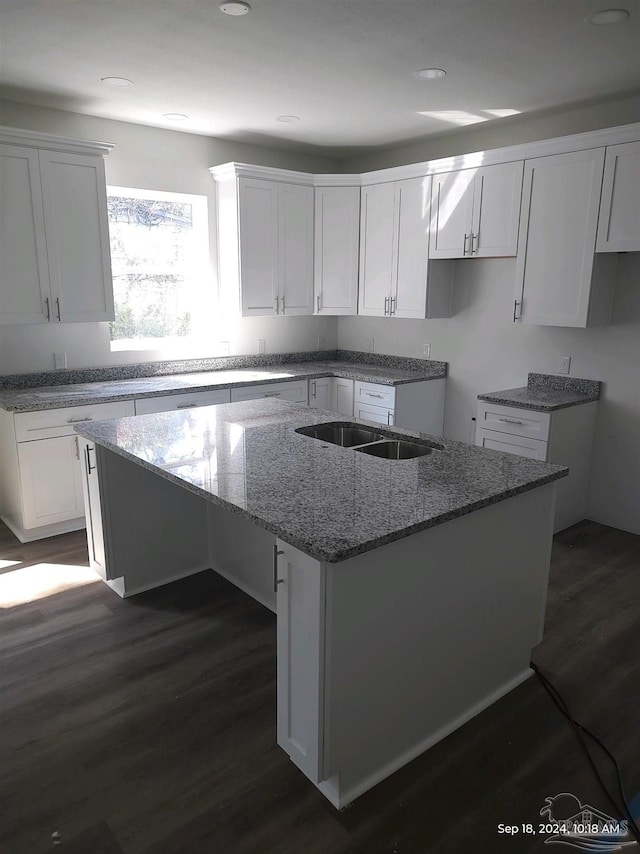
[355,439,438,460]
[296,424,385,447]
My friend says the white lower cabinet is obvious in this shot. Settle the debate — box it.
[0,399,135,543]
[475,399,598,532]
[134,388,230,415]
[354,379,446,435]
[308,377,354,415]
[230,379,308,405]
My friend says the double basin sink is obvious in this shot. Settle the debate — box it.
[295,422,443,459]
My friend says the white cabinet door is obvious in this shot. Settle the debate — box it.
[78,437,108,578]
[472,161,523,257]
[429,168,475,258]
[276,540,326,784]
[475,428,548,461]
[39,150,114,322]
[358,183,395,316]
[596,141,640,252]
[0,144,51,324]
[314,186,359,315]
[394,177,430,318]
[515,148,611,327]
[279,183,314,315]
[238,177,279,316]
[308,377,331,410]
[17,434,84,527]
[333,378,354,417]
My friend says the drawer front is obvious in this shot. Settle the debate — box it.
[15,400,136,441]
[135,388,231,415]
[354,380,396,410]
[476,401,550,441]
[230,380,308,404]
[476,427,548,461]
[354,401,394,426]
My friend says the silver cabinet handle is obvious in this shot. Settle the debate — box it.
[45,297,50,321]
[471,232,479,254]
[311,381,317,399]
[264,392,281,397]
[67,416,93,423]
[316,294,321,313]
[274,297,279,314]
[273,545,285,593]
[56,297,61,321]
[498,417,524,425]
[365,392,384,399]
[390,296,396,316]
[463,233,469,255]
[387,411,394,425]
[513,299,521,322]
[384,296,389,315]
[176,402,198,409]
[85,445,96,474]
[281,296,285,314]
[74,436,80,460]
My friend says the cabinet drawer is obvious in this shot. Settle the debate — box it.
[354,381,396,410]
[476,427,548,461]
[230,379,308,404]
[476,402,550,441]
[135,388,231,415]
[15,400,135,441]
[354,402,394,426]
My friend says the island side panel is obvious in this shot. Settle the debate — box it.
[96,446,210,597]
[321,483,555,808]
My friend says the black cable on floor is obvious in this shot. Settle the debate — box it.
[530,660,640,844]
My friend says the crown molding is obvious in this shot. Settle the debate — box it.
[0,125,114,156]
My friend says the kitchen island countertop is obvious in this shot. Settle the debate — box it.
[75,397,567,563]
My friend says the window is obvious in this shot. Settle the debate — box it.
[107,186,213,351]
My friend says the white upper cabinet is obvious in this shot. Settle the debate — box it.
[212,164,314,317]
[359,176,452,319]
[596,141,640,253]
[514,148,617,327]
[0,130,114,325]
[429,161,523,259]
[314,185,359,315]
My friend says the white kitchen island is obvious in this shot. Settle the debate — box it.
[75,398,566,809]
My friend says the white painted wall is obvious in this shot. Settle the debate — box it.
[338,255,640,535]
[0,100,339,372]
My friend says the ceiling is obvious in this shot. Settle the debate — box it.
[1,0,639,156]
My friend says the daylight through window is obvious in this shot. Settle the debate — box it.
[107,187,212,351]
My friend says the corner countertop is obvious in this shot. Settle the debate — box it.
[478,373,601,412]
[74,398,567,563]
[0,353,447,413]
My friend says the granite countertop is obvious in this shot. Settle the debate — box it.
[0,357,447,413]
[75,398,567,564]
[478,373,601,412]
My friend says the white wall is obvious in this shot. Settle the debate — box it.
[338,254,640,535]
[0,100,339,373]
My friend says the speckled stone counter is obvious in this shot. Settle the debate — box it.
[75,398,567,563]
[478,372,601,412]
[0,351,447,413]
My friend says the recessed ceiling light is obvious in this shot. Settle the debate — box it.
[101,76,133,88]
[587,8,630,24]
[276,115,300,123]
[219,1,251,15]
[415,68,446,80]
[163,113,189,121]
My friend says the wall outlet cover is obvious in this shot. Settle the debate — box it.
[558,356,571,375]
[423,343,431,359]
[54,352,67,370]
[257,339,266,354]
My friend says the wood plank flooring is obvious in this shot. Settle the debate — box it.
[1,519,639,853]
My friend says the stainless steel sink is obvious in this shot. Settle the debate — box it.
[355,439,437,459]
[296,424,385,447]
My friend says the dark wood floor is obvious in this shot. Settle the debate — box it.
[1,519,639,854]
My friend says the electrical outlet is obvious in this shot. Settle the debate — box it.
[219,341,230,356]
[367,338,375,353]
[558,356,571,375]
[54,352,67,370]
[423,343,431,359]
[317,334,325,350]
[257,339,266,354]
